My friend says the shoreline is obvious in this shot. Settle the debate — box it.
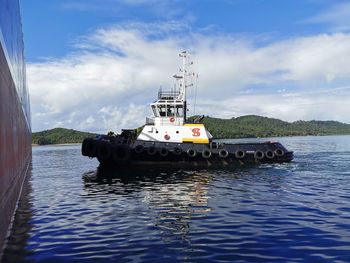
[32,143,82,146]
[31,134,350,146]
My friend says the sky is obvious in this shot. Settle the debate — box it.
[20,0,350,132]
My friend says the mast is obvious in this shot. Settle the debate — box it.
[177,51,193,121]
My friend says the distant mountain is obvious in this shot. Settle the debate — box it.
[32,128,96,145]
[32,116,350,145]
[198,115,350,138]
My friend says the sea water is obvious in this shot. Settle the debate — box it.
[2,136,350,262]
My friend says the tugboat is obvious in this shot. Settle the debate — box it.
[82,51,293,166]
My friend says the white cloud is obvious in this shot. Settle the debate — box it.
[304,2,350,32]
[196,87,350,123]
[28,23,350,132]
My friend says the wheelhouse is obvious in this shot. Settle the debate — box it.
[149,90,185,126]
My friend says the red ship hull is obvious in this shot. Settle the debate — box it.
[0,42,31,254]
[0,0,31,253]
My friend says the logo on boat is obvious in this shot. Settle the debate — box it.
[192,128,201,137]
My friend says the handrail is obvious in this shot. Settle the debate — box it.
[158,90,180,100]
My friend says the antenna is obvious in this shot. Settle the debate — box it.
[193,73,198,116]
[173,51,195,121]
[177,51,194,102]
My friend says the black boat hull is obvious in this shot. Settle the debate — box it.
[82,136,293,167]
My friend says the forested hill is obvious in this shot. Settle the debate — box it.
[32,128,96,145]
[199,115,350,138]
[32,116,350,145]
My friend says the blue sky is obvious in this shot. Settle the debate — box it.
[20,0,350,132]
[22,0,331,61]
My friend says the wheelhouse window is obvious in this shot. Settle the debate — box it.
[157,105,166,117]
[175,105,184,117]
[151,105,158,117]
[167,105,175,117]
[154,103,184,118]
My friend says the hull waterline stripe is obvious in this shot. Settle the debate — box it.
[182,138,209,144]
[184,124,204,127]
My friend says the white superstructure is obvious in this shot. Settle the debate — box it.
[137,51,213,144]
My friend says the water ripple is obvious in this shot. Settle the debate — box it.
[3,137,350,262]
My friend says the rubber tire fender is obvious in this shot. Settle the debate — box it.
[134,144,144,154]
[187,148,197,158]
[159,148,169,157]
[173,147,182,156]
[219,149,229,158]
[275,148,285,157]
[97,141,112,162]
[147,146,157,156]
[235,149,245,159]
[82,138,97,157]
[265,150,275,159]
[254,150,265,160]
[202,149,212,159]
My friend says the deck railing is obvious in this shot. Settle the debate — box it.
[158,90,180,100]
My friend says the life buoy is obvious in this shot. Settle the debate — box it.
[219,149,229,158]
[265,150,275,159]
[254,150,264,160]
[159,148,169,157]
[173,147,182,156]
[97,141,112,162]
[164,134,170,140]
[134,144,144,154]
[202,149,212,159]
[169,117,175,123]
[187,148,197,158]
[275,148,285,157]
[82,138,97,157]
[113,144,131,164]
[147,146,157,156]
[235,149,245,159]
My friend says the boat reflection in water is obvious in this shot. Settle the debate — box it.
[83,165,212,242]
